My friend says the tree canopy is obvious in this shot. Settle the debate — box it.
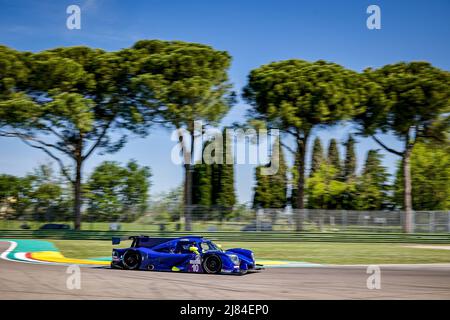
[306,163,350,210]
[86,160,151,222]
[0,45,155,229]
[243,59,364,229]
[0,41,233,230]
[394,142,449,210]
[130,40,234,128]
[356,62,450,232]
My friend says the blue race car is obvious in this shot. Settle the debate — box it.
[111,235,259,275]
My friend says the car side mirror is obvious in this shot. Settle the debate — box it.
[112,237,121,245]
[189,246,199,255]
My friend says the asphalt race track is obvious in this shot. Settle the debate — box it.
[1,242,450,299]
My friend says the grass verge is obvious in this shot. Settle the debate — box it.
[50,240,450,265]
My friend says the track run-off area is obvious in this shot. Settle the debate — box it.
[1,240,450,299]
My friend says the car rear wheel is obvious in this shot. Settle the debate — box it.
[123,250,141,270]
[202,255,222,274]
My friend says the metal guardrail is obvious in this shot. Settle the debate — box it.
[1,229,450,243]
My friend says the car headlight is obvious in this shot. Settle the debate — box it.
[251,252,255,261]
[228,254,240,266]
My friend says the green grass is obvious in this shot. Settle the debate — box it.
[49,240,450,265]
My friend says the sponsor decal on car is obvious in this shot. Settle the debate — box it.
[188,256,202,273]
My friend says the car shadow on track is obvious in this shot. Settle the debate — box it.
[95,266,262,276]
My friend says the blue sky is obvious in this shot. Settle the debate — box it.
[0,0,449,204]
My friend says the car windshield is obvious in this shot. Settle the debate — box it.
[200,241,221,252]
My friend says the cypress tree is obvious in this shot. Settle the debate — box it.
[192,140,213,219]
[268,137,287,208]
[343,135,357,181]
[192,162,212,207]
[290,148,302,209]
[215,128,236,210]
[253,137,287,209]
[327,139,341,173]
[357,149,389,210]
[363,150,384,176]
[310,137,324,176]
[252,165,271,209]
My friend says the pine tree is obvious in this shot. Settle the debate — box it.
[310,137,324,176]
[343,135,357,181]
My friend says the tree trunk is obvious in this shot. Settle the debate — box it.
[73,158,83,230]
[184,162,193,231]
[295,134,308,231]
[183,125,195,231]
[402,148,414,233]
[371,132,415,233]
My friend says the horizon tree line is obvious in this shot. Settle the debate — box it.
[254,135,448,213]
[0,160,151,222]
[0,42,449,232]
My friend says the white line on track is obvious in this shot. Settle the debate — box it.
[0,241,17,262]
[0,241,51,265]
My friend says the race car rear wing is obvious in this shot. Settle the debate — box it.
[111,235,152,245]
[111,236,147,245]
[112,237,127,245]
[112,236,177,248]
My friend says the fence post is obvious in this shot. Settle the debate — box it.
[319,210,324,232]
[448,211,450,233]
[429,211,435,233]
[256,208,263,232]
[447,211,450,233]
[342,210,347,230]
